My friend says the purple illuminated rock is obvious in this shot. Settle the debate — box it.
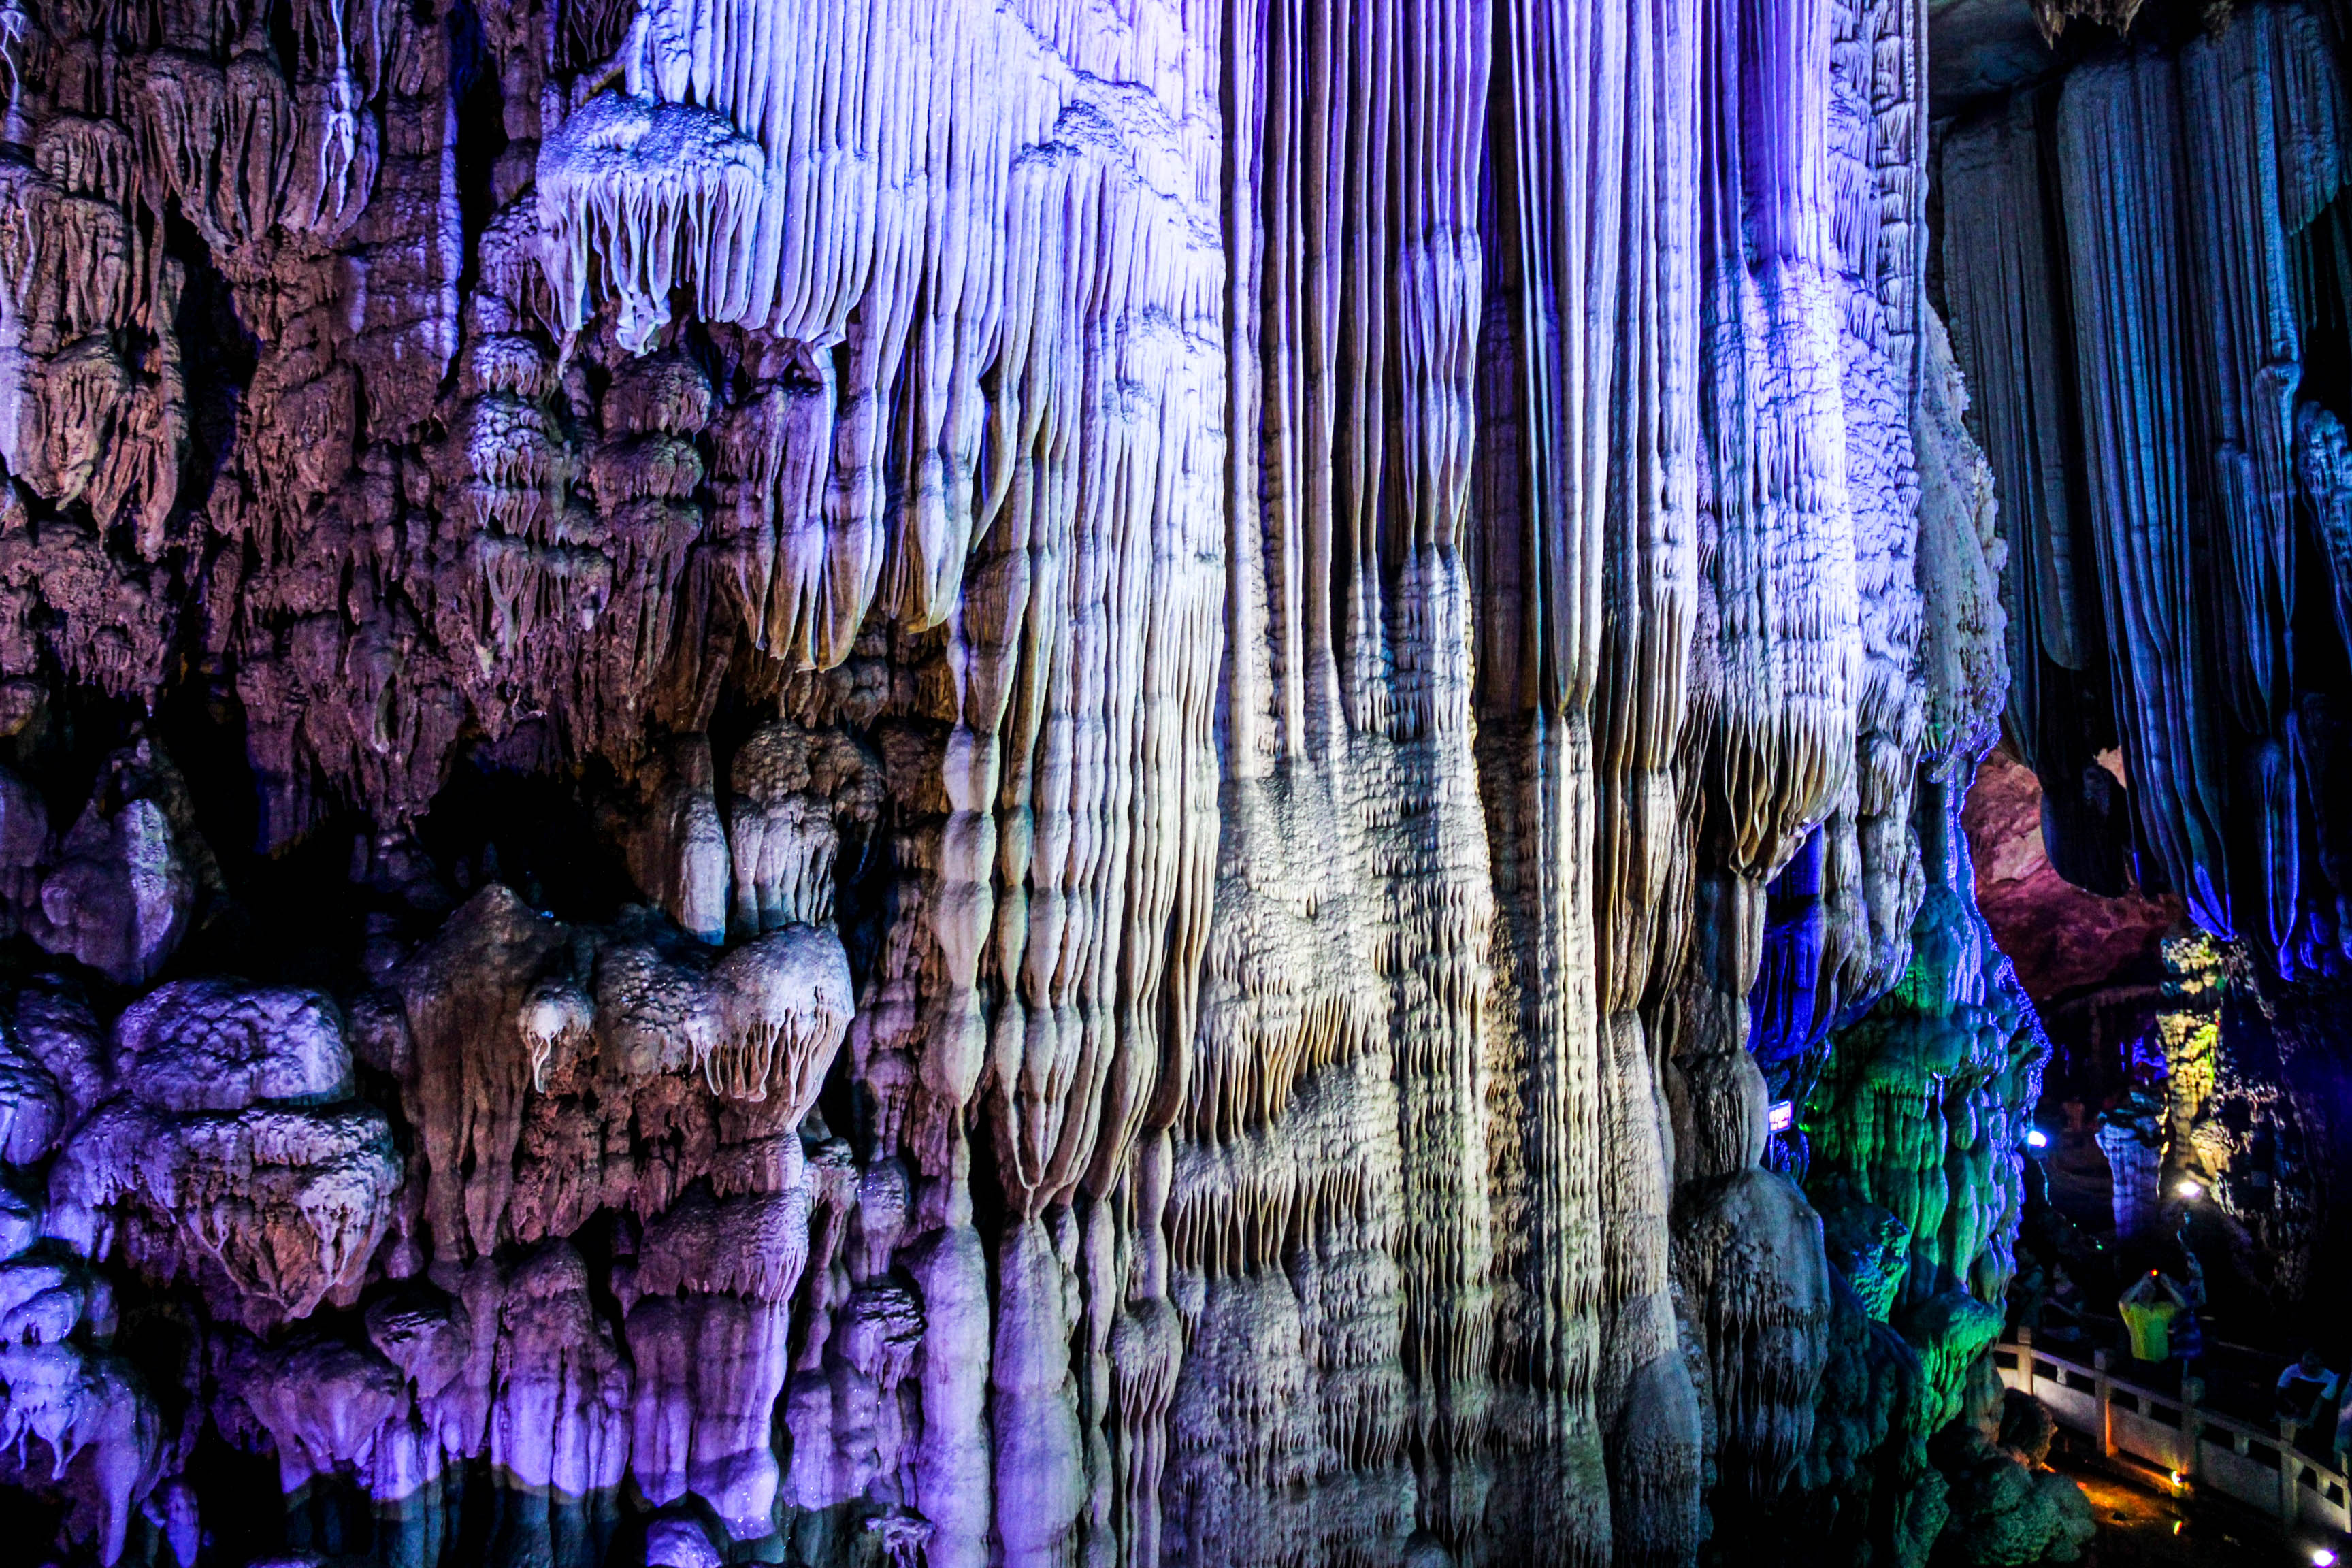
[0,0,2278,1561]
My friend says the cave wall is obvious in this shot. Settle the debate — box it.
[1939,0,2352,1341]
[0,0,2076,1565]
[1942,0,2351,970]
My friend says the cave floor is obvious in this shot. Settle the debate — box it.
[2048,1429,2328,1567]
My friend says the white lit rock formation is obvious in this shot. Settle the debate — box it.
[0,0,2332,1565]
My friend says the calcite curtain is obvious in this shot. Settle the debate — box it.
[0,0,2048,1564]
[1944,0,2352,974]
[1933,0,2352,1409]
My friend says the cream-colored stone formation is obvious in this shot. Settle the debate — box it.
[3,0,2291,1562]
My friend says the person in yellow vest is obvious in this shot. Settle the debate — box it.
[2119,1269,2186,1362]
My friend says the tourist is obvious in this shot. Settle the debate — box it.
[2119,1271,2186,1362]
[2278,1350,2341,1428]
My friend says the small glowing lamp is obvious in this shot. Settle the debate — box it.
[2176,1179,2204,1200]
[2312,1549,2336,1567]
[2025,1128,2050,1150]
[1767,1100,1795,1134]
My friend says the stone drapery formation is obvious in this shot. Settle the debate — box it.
[1942,0,2352,1352]
[0,0,2065,1565]
[1942,0,2352,977]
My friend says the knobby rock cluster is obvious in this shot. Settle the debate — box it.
[5,0,2319,1565]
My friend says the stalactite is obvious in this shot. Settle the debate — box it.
[0,0,2089,1562]
[1948,0,2352,970]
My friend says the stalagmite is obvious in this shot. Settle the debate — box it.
[619,735,731,943]
[0,0,2228,1559]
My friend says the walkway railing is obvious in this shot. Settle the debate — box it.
[1996,1328,2351,1535]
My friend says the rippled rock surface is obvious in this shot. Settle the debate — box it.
[6,0,2323,1563]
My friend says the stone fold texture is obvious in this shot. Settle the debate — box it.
[0,0,2178,1562]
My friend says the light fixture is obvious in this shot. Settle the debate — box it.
[2025,1128,2049,1150]
[2176,1179,2204,1200]
[2311,1548,2335,1567]
[1767,1100,1795,1134]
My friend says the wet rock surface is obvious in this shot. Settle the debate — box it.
[0,0,2336,1563]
